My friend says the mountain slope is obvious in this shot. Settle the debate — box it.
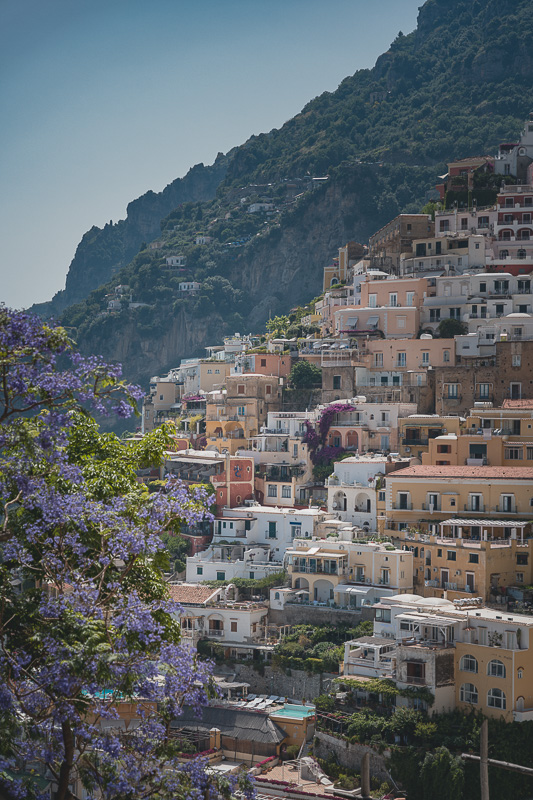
[32,154,231,317]
[50,0,533,386]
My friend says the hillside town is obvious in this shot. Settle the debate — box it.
[109,115,533,794]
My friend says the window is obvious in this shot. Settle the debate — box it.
[196,566,203,575]
[369,293,377,308]
[397,352,407,367]
[443,350,450,363]
[260,358,267,367]
[501,494,514,512]
[528,447,533,460]
[447,383,458,398]
[440,220,449,232]
[266,385,272,395]
[478,627,487,646]
[231,621,238,633]
[460,683,478,704]
[268,521,277,537]
[447,551,457,561]
[215,369,220,374]
[487,688,506,710]
[469,494,482,512]
[512,355,522,367]
[267,486,277,498]
[398,492,410,510]
[374,352,384,367]
[333,375,341,390]
[517,553,529,565]
[406,291,414,307]
[378,491,386,502]
[216,571,225,581]
[486,659,506,679]
[505,448,522,461]
[389,293,398,307]
[238,406,245,416]
[282,486,291,499]
[422,351,430,365]
[375,608,391,622]
[469,553,479,564]
[238,384,245,394]
[460,654,478,673]
[478,383,491,399]
[397,316,406,329]
[518,669,524,679]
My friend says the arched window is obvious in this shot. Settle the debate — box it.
[487,659,506,678]
[460,654,478,673]
[460,683,478,704]
[499,250,509,259]
[517,249,527,259]
[487,687,506,709]
[275,592,280,600]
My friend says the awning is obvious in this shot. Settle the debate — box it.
[346,317,358,327]
[440,518,527,527]
[335,585,368,595]
[367,316,379,328]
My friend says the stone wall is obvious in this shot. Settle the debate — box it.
[216,663,338,702]
[313,731,391,783]
[268,606,373,627]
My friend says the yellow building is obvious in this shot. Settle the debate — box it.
[398,415,465,461]
[419,402,533,467]
[385,465,533,601]
[285,539,413,607]
[205,374,282,454]
[454,606,533,722]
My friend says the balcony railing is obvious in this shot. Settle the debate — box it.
[392,502,413,510]
[402,437,429,446]
[208,629,224,637]
[403,675,426,686]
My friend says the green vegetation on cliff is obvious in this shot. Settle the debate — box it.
[46,0,533,386]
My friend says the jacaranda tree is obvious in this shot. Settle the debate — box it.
[0,308,252,800]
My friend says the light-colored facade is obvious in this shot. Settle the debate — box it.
[342,593,533,720]
[384,465,533,601]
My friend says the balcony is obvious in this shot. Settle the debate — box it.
[392,502,413,510]
[402,675,426,686]
[207,629,224,638]
[290,565,344,576]
[402,437,429,447]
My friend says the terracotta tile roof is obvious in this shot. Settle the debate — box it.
[168,584,219,606]
[502,399,533,409]
[390,465,533,480]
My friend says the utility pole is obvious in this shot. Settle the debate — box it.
[480,718,489,800]
[462,717,533,798]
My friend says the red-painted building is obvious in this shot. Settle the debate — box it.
[210,455,255,510]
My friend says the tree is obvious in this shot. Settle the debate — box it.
[0,308,253,800]
[419,746,464,800]
[437,318,468,337]
[265,315,290,338]
[288,360,322,389]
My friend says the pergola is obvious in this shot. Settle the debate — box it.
[438,518,528,543]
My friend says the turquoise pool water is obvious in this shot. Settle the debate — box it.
[270,704,315,719]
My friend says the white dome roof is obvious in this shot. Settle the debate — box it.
[388,593,423,603]
[417,596,454,607]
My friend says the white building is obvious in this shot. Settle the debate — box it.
[326,456,390,530]
[185,505,332,583]
[169,583,271,660]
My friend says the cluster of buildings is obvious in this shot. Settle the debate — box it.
[139,116,533,729]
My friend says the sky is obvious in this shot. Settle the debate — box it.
[0,0,422,309]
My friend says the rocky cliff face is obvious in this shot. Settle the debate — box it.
[32,154,230,317]
[77,163,435,387]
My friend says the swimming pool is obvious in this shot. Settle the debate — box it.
[270,704,315,719]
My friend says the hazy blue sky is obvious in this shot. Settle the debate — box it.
[1,0,421,308]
